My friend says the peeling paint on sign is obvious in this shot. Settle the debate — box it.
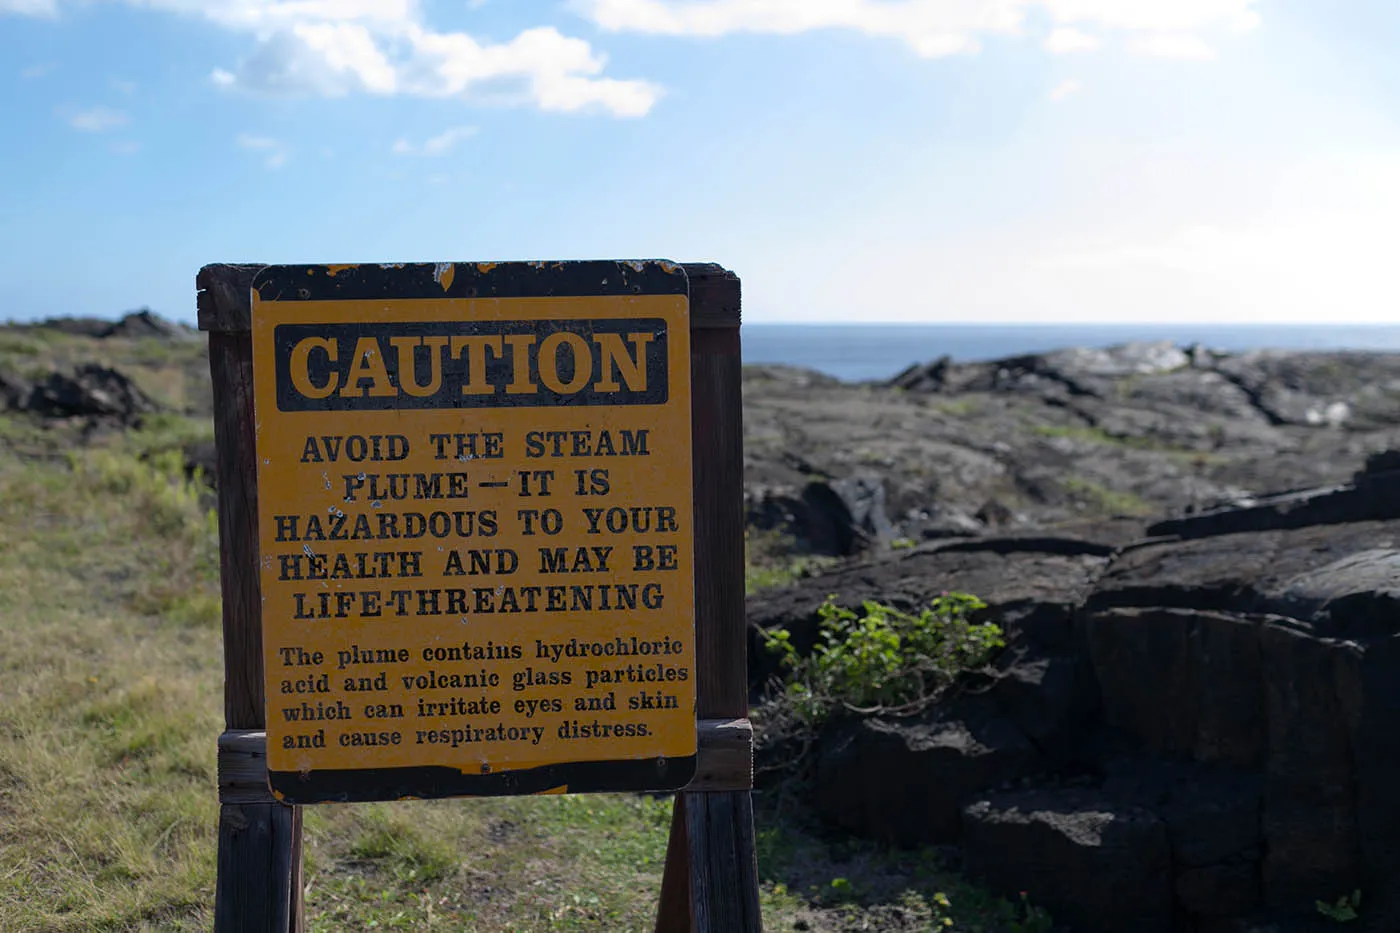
[433,263,455,291]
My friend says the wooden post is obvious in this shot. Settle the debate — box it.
[199,264,304,933]
[655,265,763,932]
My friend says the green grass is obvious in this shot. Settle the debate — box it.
[928,398,980,418]
[1058,476,1156,518]
[745,529,839,594]
[0,435,223,931]
[0,429,1048,932]
[1031,423,1224,467]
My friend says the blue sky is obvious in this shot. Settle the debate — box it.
[2,0,1397,324]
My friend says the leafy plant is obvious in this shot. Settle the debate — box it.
[1317,889,1362,923]
[763,592,1004,727]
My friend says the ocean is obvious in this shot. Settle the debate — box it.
[740,324,1400,383]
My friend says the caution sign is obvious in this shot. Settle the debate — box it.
[249,261,696,803]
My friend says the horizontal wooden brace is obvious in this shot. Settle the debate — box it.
[218,729,281,804]
[217,718,753,804]
[681,718,753,793]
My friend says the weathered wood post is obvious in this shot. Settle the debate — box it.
[655,265,763,932]
[198,264,305,933]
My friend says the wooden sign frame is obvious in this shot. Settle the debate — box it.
[198,262,761,932]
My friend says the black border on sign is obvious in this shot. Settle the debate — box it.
[269,754,698,804]
[252,260,689,303]
[251,259,698,806]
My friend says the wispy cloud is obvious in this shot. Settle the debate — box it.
[8,0,663,118]
[110,140,142,156]
[237,133,289,169]
[1129,33,1218,60]
[68,107,128,132]
[392,126,478,156]
[110,78,138,96]
[0,0,57,16]
[1043,27,1098,55]
[4,0,1257,119]
[21,62,56,79]
[575,0,1259,60]
[1048,78,1082,102]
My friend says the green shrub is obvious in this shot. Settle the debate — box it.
[1317,889,1361,923]
[763,592,1004,728]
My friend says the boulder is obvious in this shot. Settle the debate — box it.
[25,364,158,424]
[22,316,115,338]
[0,371,29,411]
[1340,634,1400,929]
[902,502,984,540]
[975,651,1099,770]
[1258,621,1361,912]
[746,473,893,556]
[1085,608,1266,768]
[811,696,1044,846]
[104,309,191,340]
[1257,549,1400,639]
[1148,474,1400,540]
[1212,350,1400,430]
[962,787,1174,933]
[1087,519,1400,616]
[181,440,218,488]
[1176,863,1261,919]
[1084,531,1400,919]
[17,309,192,341]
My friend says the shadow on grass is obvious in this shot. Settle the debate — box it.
[752,787,1056,933]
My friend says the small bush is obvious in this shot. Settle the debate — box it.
[763,592,1005,729]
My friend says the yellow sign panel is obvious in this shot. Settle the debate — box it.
[249,262,696,803]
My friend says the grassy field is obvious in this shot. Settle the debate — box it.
[0,397,1051,932]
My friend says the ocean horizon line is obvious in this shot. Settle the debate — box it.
[739,321,1400,382]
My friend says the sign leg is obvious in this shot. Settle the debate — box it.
[686,791,763,933]
[214,802,299,932]
[202,279,306,933]
[656,794,695,933]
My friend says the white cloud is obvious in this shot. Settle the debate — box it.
[576,0,1259,60]
[222,21,398,95]
[68,107,128,132]
[575,0,1019,58]
[1128,33,1217,60]
[1043,26,1097,54]
[237,133,290,168]
[392,125,478,156]
[1041,0,1258,34]
[1048,77,1081,101]
[396,24,662,116]
[9,0,661,117]
[0,0,56,15]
